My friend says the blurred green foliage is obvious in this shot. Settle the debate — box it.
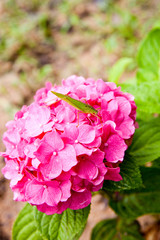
[0,0,160,104]
[0,0,159,61]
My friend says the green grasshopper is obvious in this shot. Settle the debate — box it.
[51,91,99,117]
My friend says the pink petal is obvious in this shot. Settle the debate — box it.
[30,104,50,125]
[69,190,91,210]
[90,163,107,186]
[10,174,24,187]
[72,176,86,192]
[2,160,20,180]
[25,104,50,137]
[41,155,63,179]
[74,143,93,156]
[116,118,135,139]
[107,100,118,116]
[89,182,103,192]
[96,79,114,94]
[105,135,127,163]
[101,110,112,122]
[36,203,59,215]
[102,121,116,142]
[32,158,41,169]
[89,150,105,166]
[86,136,101,148]
[103,91,115,102]
[24,143,38,158]
[35,142,53,164]
[90,174,105,187]
[36,199,71,215]
[58,144,77,171]
[76,85,87,98]
[57,106,76,123]
[117,96,131,116]
[3,129,20,145]
[45,131,64,151]
[104,167,122,181]
[63,124,79,141]
[44,91,59,106]
[75,159,98,180]
[56,171,71,181]
[25,180,45,205]
[78,125,95,144]
[25,117,43,137]
[60,180,71,201]
[43,121,54,132]
[44,182,62,206]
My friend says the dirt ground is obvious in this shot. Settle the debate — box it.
[0,0,160,239]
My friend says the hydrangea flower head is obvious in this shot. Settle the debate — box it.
[1,76,136,214]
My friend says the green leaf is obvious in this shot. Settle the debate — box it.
[108,57,133,84]
[120,82,160,115]
[91,218,144,240]
[120,28,160,118]
[12,204,42,240]
[137,28,160,81]
[34,205,90,240]
[110,167,160,219]
[128,117,160,165]
[139,167,160,192]
[103,153,142,192]
[152,157,160,168]
[136,68,158,83]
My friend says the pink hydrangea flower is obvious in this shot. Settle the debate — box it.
[1,76,136,215]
